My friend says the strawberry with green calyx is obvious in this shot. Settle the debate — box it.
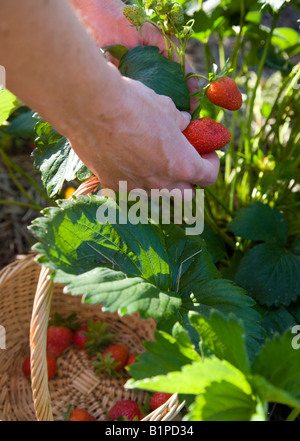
[205,62,242,111]
[108,400,144,421]
[46,312,78,356]
[188,62,242,114]
[183,117,231,154]
[73,318,115,354]
[93,343,129,377]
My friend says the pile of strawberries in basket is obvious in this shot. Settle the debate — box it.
[21,312,172,421]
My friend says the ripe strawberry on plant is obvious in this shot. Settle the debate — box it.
[182,117,231,154]
[73,318,115,354]
[150,392,172,411]
[93,343,129,377]
[108,400,144,421]
[206,76,242,111]
[46,312,77,356]
[22,352,57,381]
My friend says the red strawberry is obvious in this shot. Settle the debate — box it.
[182,117,231,154]
[47,326,73,357]
[93,343,129,376]
[108,400,143,421]
[22,352,57,381]
[73,318,115,354]
[150,392,173,411]
[68,408,97,421]
[126,353,137,367]
[206,76,242,111]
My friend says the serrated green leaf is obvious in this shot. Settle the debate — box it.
[189,310,251,374]
[227,202,287,245]
[127,325,200,381]
[236,243,300,307]
[32,118,92,197]
[29,196,181,318]
[185,380,262,421]
[118,46,190,111]
[250,375,300,410]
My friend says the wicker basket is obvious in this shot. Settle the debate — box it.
[0,177,185,421]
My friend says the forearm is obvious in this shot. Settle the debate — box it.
[0,0,124,138]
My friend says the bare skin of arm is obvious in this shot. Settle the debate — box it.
[0,0,219,194]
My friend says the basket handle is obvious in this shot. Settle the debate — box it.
[29,176,100,421]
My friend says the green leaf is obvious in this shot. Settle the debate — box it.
[291,235,300,255]
[258,0,288,13]
[227,202,287,246]
[258,47,293,72]
[127,357,252,396]
[245,10,262,24]
[271,27,300,51]
[3,110,36,138]
[251,330,300,406]
[163,223,220,292]
[0,89,22,125]
[118,46,190,111]
[259,305,299,339]
[189,310,251,374]
[102,44,129,60]
[200,224,227,263]
[32,117,92,197]
[29,196,181,319]
[186,380,263,421]
[182,278,264,358]
[236,243,300,307]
